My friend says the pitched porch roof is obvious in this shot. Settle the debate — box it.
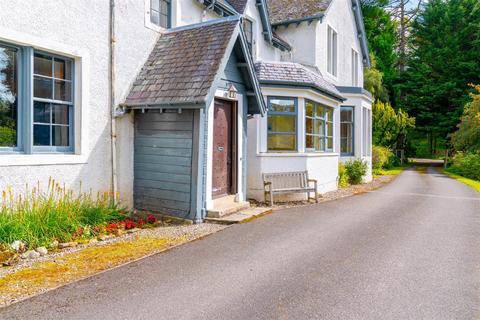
[255,61,345,102]
[123,16,267,115]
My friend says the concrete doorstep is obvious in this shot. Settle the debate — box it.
[205,207,273,224]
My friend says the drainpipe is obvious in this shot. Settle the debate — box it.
[109,0,118,201]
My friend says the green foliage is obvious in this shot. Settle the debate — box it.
[447,152,480,181]
[451,85,480,153]
[345,159,368,185]
[398,0,480,140]
[0,180,126,248]
[364,55,390,102]
[372,145,393,170]
[338,163,349,188]
[372,100,415,148]
[361,1,398,102]
[0,126,15,146]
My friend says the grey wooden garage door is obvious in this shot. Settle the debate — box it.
[134,110,193,218]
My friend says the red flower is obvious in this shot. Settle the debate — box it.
[147,214,157,224]
[106,223,119,233]
[137,218,145,227]
[124,218,136,230]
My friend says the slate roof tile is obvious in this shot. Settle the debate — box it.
[255,61,344,100]
[266,0,333,25]
[226,0,249,13]
[125,19,238,106]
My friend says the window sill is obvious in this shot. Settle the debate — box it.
[0,154,88,167]
[258,152,339,158]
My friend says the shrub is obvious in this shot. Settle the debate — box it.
[451,85,480,153]
[448,152,480,181]
[338,163,349,188]
[345,159,368,185]
[372,145,392,170]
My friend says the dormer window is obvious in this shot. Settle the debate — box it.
[243,18,254,55]
[150,0,171,29]
[327,26,338,77]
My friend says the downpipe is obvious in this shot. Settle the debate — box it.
[109,0,118,201]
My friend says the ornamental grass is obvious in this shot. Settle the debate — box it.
[0,178,126,249]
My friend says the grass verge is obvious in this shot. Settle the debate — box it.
[375,164,412,176]
[0,235,185,307]
[440,168,480,193]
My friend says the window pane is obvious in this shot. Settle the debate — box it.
[160,14,168,29]
[0,45,18,147]
[305,118,313,135]
[150,0,160,11]
[34,54,52,77]
[306,134,314,149]
[33,124,50,146]
[315,105,325,118]
[327,122,333,137]
[54,58,72,80]
[160,0,168,14]
[305,101,314,117]
[268,115,295,133]
[54,80,72,102]
[315,136,324,151]
[269,99,295,113]
[52,104,69,125]
[34,101,50,123]
[326,137,333,150]
[315,119,325,136]
[341,108,353,122]
[150,10,160,25]
[34,76,53,99]
[52,125,69,146]
[268,134,296,151]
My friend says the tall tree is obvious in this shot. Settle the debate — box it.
[397,0,480,151]
[361,0,398,102]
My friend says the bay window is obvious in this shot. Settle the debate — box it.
[305,100,333,152]
[267,97,297,151]
[341,106,354,156]
[0,42,74,154]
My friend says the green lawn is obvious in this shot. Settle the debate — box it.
[441,168,480,193]
[375,164,412,176]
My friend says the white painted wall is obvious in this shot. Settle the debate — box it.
[339,93,373,182]
[0,0,113,202]
[272,22,318,66]
[317,0,364,86]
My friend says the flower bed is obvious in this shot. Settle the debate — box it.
[0,179,159,266]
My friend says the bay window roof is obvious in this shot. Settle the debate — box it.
[255,61,345,102]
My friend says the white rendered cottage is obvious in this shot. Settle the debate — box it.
[0,0,372,222]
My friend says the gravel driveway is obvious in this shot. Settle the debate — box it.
[1,164,479,320]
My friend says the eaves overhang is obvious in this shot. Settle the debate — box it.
[271,14,324,28]
[260,80,346,103]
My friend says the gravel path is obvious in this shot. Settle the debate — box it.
[0,223,226,279]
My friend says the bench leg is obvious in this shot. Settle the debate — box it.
[270,191,274,206]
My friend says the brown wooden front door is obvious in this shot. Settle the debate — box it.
[212,99,235,199]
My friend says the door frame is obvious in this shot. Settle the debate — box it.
[211,98,238,199]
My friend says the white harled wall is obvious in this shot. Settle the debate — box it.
[0,0,220,207]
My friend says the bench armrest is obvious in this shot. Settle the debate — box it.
[307,179,317,184]
[264,181,272,191]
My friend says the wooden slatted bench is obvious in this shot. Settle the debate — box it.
[263,171,318,205]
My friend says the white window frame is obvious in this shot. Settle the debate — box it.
[327,25,338,77]
[351,49,359,86]
[145,0,172,32]
[340,106,354,156]
[305,99,334,152]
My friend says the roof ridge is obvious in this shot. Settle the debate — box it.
[166,15,241,34]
